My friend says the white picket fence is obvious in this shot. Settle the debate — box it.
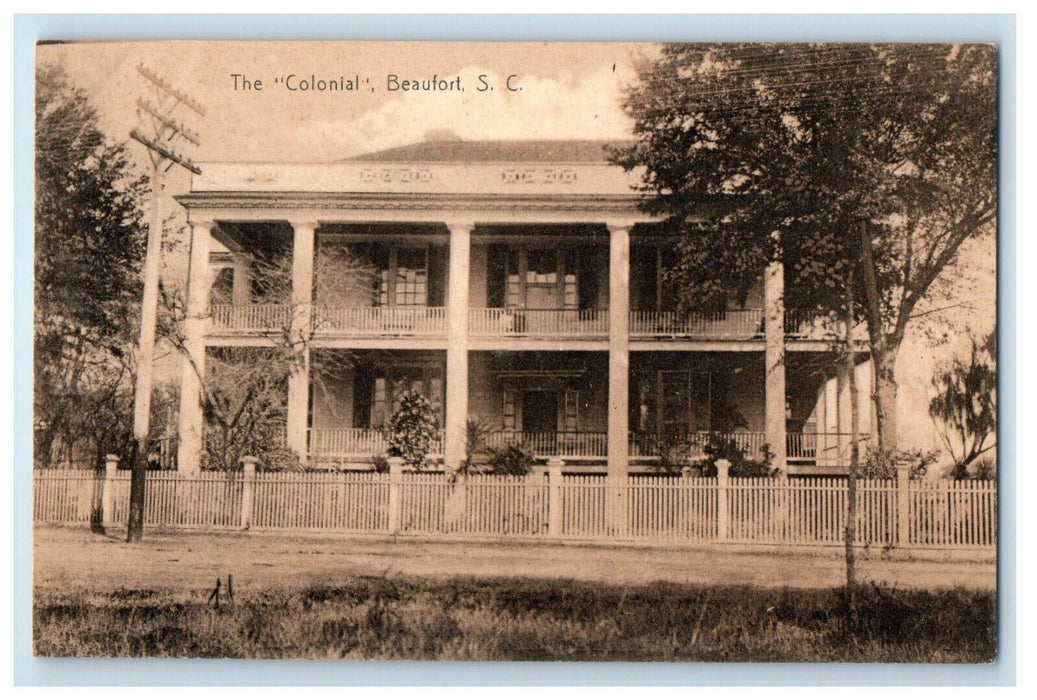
[33,467,996,549]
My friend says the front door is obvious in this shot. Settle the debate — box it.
[522,391,558,433]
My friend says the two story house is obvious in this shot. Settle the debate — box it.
[174,139,870,478]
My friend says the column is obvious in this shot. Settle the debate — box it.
[177,219,214,475]
[231,253,251,306]
[286,220,317,460]
[764,260,787,473]
[445,221,473,473]
[607,223,632,535]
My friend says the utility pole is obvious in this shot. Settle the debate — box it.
[127,64,204,542]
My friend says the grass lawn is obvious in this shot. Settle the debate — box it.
[33,576,996,661]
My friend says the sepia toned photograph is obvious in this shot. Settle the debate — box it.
[31,39,998,663]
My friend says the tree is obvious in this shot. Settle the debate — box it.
[612,43,997,457]
[159,232,373,469]
[34,63,148,467]
[929,332,997,478]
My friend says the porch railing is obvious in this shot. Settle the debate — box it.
[314,306,447,336]
[211,304,293,332]
[308,428,444,458]
[468,308,609,338]
[485,431,608,458]
[629,431,768,460]
[305,429,870,465]
[787,432,872,465]
[629,309,764,339]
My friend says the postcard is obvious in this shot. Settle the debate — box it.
[31,39,998,664]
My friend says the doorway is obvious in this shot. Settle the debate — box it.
[522,391,559,433]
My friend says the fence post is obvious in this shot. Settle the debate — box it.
[716,459,730,542]
[547,458,563,538]
[102,454,120,530]
[240,456,258,530]
[780,468,791,544]
[896,460,911,548]
[387,457,404,535]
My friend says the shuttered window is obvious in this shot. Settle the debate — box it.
[372,378,387,428]
[563,390,580,432]
[503,390,517,431]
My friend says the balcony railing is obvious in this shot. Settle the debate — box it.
[210,305,447,336]
[629,309,764,339]
[314,306,446,336]
[785,311,868,342]
[485,431,608,458]
[469,308,609,338]
[308,428,444,458]
[211,304,293,332]
[210,304,868,346]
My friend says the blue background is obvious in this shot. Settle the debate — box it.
[13,12,1016,687]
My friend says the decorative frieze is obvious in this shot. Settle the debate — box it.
[359,167,433,184]
[500,168,578,185]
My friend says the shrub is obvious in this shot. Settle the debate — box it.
[696,434,779,478]
[861,448,938,480]
[460,418,495,474]
[387,391,440,470]
[370,454,390,474]
[485,444,535,476]
[971,456,996,481]
[259,445,305,472]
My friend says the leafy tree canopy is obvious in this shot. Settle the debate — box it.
[34,63,149,466]
[612,43,997,451]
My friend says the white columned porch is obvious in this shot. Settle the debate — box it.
[286,220,317,460]
[177,219,214,474]
[607,222,632,534]
[445,221,473,472]
[764,260,788,472]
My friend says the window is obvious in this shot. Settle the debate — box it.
[372,377,387,428]
[394,248,428,306]
[373,245,431,307]
[659,371,712,436]
[363,364,444,429]
[502,390,517,432]
[562,390,580,432]
[526,249,557,286]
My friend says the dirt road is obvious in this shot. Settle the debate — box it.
[33,524,996,595]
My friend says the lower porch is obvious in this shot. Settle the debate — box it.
[304,349,869,472]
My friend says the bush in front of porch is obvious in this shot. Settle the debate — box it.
[387,391,441,471]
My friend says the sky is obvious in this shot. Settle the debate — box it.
[37,41,647,168]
